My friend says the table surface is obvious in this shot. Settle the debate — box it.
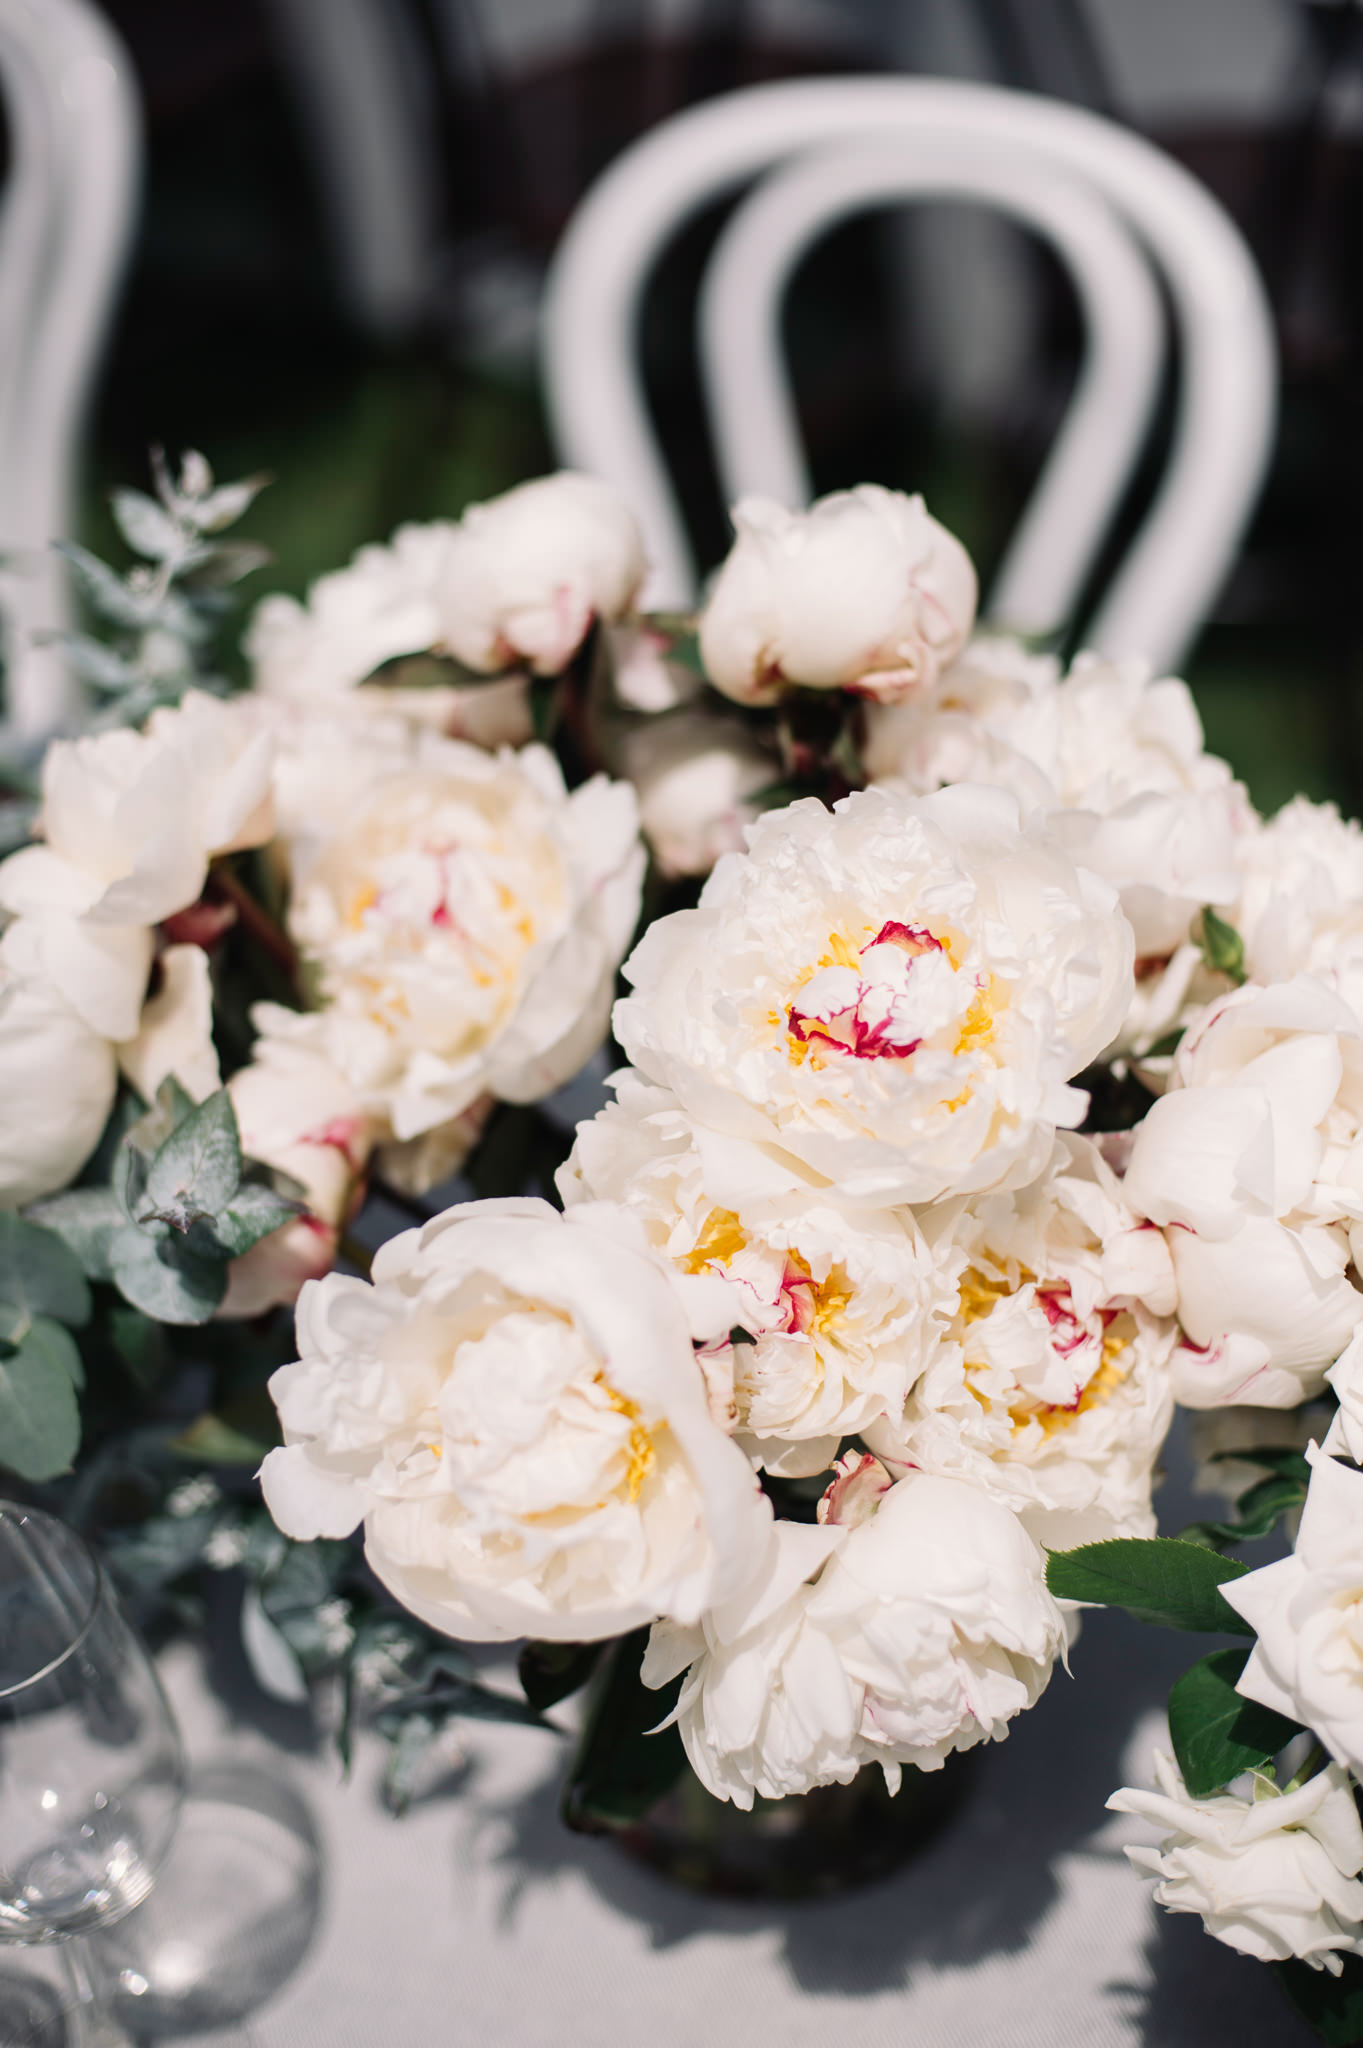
[1,1445,1322,2048]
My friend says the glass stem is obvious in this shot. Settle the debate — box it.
[61,1933,137,2048]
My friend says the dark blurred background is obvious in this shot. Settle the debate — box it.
[89,0,1363,815]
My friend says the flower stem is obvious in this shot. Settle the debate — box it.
[208,858,299,979]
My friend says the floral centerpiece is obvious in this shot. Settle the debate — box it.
[6,454,1363,2037]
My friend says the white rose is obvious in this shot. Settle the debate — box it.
[1123,977,1363,1407]
[0,692,274,1038]
[614,782,1133,1209]
[435,473,647,676]
[260,1198,764,1643]
[620,707,776,880]
[261,732,643,1180]
[870,645,1249,964]
[218,1038,373,1318]
[0,949,116,1207]
[1109,1751,1363,1973]
[1225,1443,1363,1772]
[559,1069,960,1476]
[647,1471,1064,1808]
[864,1134,1178,1546]
[1235,797,1363,987]
[700,486,977,708]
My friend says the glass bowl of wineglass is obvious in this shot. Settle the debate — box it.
[0,1501,185,2044]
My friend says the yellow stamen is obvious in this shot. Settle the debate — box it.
[682,1208,749,1273]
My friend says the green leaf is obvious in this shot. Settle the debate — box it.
[381,1713,440,1816]
[0,1212,91,1327]
[1179,1472,1309,1552]
[108,1305,170,1390]
[109,1225,227,1324]
[110,487,183,561]
[1275,1952,1363,2045]
[258,1537,350,1624]
[1209,1445,1313,1485]
[1197,905,1247,985]
[562,1627,688,1833]
[184,1180,299,1262]
[22,1316,84,1392]
[168,1413,274,1465]
[375,1673,550,1734]
[55,539,156,628]
[1044,1538,1254,1634]
[1168,1648,1304,1796]
[143,1090,242,1228]
[25,1188,123,1282]
[0,1325,82,1480]
[518,1639,605,1714]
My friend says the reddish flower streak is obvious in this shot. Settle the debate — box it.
[299,1116,367,1175]
[868,920,946,960]
[786,1002,922,1061]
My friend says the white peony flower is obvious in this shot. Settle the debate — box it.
[646,1470,1065,1808]
[0,692,274,1038]
[435,472,646,677]
[1123,976,1363,1407]
[258,731,643,1182]
[1326,1327,1363,1464]
[218,1038,374,1318]
[699,486,977,708]
[558,1069,959,1476]
[614,782,1133,1209]
[260,1197,764,1643]
[117,944,220,1104]
[1109,1752,1363,1974]
[1234,797,1363,988]
[620,706,777,880]
[0,947,117,1208]
[1225,1444,1363,1772]
[864,1134,1178,1546]
[868,643,1249,966]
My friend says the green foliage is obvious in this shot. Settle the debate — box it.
[49,448,270,728]
[1168,1648,1303,1796]
[518,1639,605,1714]
[562,1627,688,1832]
[1196,905,1247,985]
[1275,1953,1363,2045]
[1044,1538,1254,1634]
[0,1215,93,1480]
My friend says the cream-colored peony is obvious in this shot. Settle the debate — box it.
[699,487,977,707]
[0,691,274,1038]
[1109,1752,1363,1974]
[247,521,455,701]
[614,782,1133,1209]
[0,942,117,1208]
[864,1134,1178,1546]
[1225,1444,1363,1773]
[1123,976,1363,1407]
[219,1040,373,1318]
[645,1470,1066,1808]
[559,1069,960,1476]
[435,472,646,676]
[868,644,1249,967]
[1234,797,1363,988]
[257,731,643,1187]
[260,1198,764,1643]
[116,944,221,1104]
[620,707,777,880]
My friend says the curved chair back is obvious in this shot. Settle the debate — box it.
[541,76,1276,670]
[700,136,1163,645]
[0,0,141,740]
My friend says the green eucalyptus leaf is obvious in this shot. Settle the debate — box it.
[109,1225,227,1325]
[22,1316,84,1392]
[1168,1648,1304,1796]
[1044,1538,1254,1634]
[55,540,156,628]
[562,1627,688,1832]
[258,1538,350,1624]
[25,1188,124,1282]
[0,1212,91,1327]
[108,1305,170,1390]
[168,1413,274,1465]
[184,1181,299,1262]
[143,1090,242,1227]
[518,1640,605,1714]
[110,487,183,561]
[0,1325,82,1480]
[381,1712,439,1816]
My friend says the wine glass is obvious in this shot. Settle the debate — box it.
[0,1501,185,2046]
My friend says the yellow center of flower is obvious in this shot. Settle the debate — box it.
[595,1374,657,1503]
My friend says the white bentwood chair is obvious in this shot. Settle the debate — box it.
[0,0,142,742]
[542,77,1277,672]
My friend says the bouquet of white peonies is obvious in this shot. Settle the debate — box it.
[7,453,1363,2037]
